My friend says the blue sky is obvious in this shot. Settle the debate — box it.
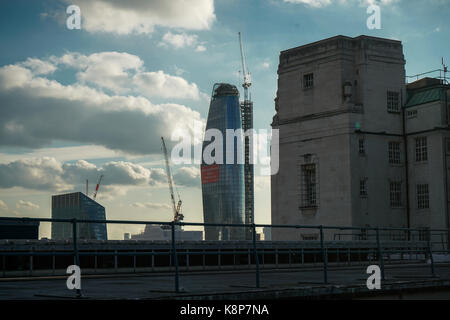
[0,0,448,239]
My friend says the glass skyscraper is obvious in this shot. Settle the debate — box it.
[51,192,107,240]
[201,83,245,241]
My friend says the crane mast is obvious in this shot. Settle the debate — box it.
[238,32,254,240]
[161,137,183,222]
[93,174,103,200]
[238,32,252,101]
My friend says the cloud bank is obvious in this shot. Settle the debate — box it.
[0,52,205,155]
[65,0,216,35]
[0,158,200,192]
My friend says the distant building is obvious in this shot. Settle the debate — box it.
[131,225,203,241]
[405,77,450,238]
[201,83,246,241]
[271,35,450,241]
[263,227,272,241]
[0,220,40,240]
[51,192,107,240]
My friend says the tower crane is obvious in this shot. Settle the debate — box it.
[93,174,103,201]
[161,137,184,223]
[238,31,255,240]
[238,31,252,101]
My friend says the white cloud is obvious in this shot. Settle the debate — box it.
[0,145,124,164]
[159,32,199,49]
[0,157,67,191]
[0,158,167,192]
[173,166,200,187]
[51,52,202,99]
[0,200,8,211]
[158,32,207,52]
[173,65,187,76]
[130,202,171,210]
[195,45,207,52]
[0,199,21,217]
[65,0,216,35]
[64,52,143,94]
[16,200,40,210]
[0,54,205,154]
[284,0,332,7]
[133,71,201,100]
[20,58,57,75]
[284,0,399,7]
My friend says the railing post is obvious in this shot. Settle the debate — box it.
[319,225,328,284]
[427,232,436,277]
[252,223,260,288]
[376,227,385,281]
[72,219,82,297]
[171,222,180,293]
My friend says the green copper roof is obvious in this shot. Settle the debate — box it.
[405,87,443,108]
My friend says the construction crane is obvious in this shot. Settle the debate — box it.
[238,31,255,240]
[93,174,103,201]
[161,137,184,223]
[238,31,252,101]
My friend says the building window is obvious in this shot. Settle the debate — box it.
[407,110,418,119]
[301,234,318,241]
[359,138,365,155]
[418,228,430,241]
[360,178,368,197]
[387,91,400,113]
[415,137,428,162]
[303,73,314,89]
[388,141,401,164]
[389,181,402,207]
[417,184,429,209]
[301,163,317,208]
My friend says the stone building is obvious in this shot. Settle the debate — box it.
[271,35,450,241]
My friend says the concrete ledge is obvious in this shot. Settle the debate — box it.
[165,279,450,300]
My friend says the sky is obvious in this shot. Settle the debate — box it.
[0,0,449,239]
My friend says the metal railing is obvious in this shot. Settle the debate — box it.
[1,216,449,296]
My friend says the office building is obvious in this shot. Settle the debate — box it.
[131,225,203,241]
[51,192,107,240]
[0,220,40,240]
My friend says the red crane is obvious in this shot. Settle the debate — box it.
[93,174,104,201]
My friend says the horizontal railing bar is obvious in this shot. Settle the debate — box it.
[1,248,447,257]
[0,216,449,233]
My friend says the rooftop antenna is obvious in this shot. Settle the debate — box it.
[442,57,448,84]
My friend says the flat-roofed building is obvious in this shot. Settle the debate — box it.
[272,35,450,242]
[51,192,107,240]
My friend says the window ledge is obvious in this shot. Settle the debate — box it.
[389,163,404,167]
[299,207,318,215]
